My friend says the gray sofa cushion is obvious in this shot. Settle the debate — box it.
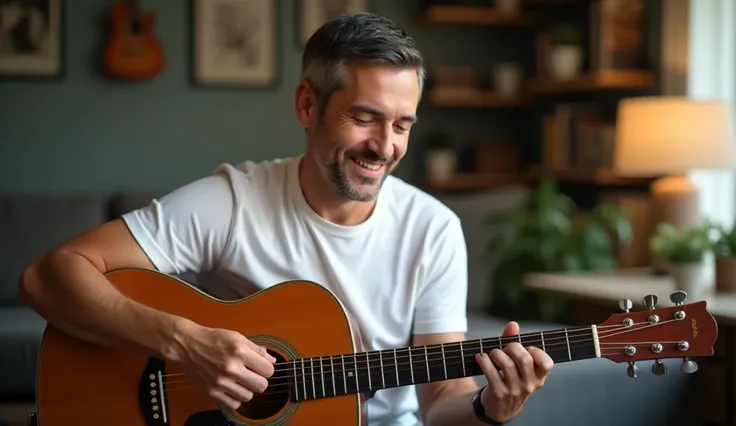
[0,194,107,304]
[0,306,47,397]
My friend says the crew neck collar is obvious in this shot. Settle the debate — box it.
[288,155,388,237]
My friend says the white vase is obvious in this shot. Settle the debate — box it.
[425,149,456,181]
[668,261,707,301]
[548,45,582,81]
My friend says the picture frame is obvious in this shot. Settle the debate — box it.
[298,0,369,46]
[191,0,278,88]
[0,0,64,79]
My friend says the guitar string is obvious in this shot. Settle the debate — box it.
[163,320,674,392]
[159,321,634,380]
[159,345,667,407]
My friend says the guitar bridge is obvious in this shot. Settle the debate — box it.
[138,357,170,425]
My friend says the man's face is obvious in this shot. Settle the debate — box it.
[303,63,419,202]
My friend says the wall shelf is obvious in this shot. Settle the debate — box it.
[527,70,656,94]
[423,89,530,108]
[415,5,535,26]
[417,167,656,193]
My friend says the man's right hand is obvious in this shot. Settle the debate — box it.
[176,324,277,410]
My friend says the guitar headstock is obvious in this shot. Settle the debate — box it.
[596,290,718,378]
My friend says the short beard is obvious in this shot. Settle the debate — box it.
[329,148,393,202]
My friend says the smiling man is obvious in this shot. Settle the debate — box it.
[19,12,552,426]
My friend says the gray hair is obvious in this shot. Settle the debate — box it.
[301,13,426,115]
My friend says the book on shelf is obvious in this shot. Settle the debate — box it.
[542,102,616,171]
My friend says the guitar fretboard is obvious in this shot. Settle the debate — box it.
[286,327,597,401]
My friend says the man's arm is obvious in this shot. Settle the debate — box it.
[17,173,235,362]
[18,219,195,361]
[414,331,483,426]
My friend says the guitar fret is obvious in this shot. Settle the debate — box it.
[293,360,299,401]
[310,358,316,399]
[330,356,336,397]
[498,336,502,350]
[424,346,430,382]
[460,341,466,376]
[379,351,385,388]
[440,343,447,380]
[319,357,325,398]
[409,347,414,383]
[541,331,546,352]
[301,358,307,400]
[354,355,359,391]
[366,352,372,391]
[341,355,347,395]
[393,349,399,386]
[565,329,571,361]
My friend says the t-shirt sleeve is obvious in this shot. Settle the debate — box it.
[412,216,469,335]
[121,172,235,275]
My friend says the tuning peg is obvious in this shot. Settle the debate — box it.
[652,359,667,375]
[627,361,639,378]
[669,290,687,306]
[681,357,698,374]
[643,294,658,310]
[619,299,633,313]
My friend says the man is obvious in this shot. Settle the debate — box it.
[18,13,553,426]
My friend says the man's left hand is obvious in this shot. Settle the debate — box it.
[475,321,554,423]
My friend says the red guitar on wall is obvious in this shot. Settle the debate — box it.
[103,0,165,80]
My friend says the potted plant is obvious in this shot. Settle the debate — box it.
[711,220,736,292]
[649,223,715,300]
[485,180,631,322]
[547,24,583,81]
[423,130,456,181]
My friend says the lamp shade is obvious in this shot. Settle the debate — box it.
[613,96,735,176]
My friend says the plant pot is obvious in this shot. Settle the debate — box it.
[425,149,456,181]
[715,255,736,292]
[668,261,707,300]
[548,45,582,81]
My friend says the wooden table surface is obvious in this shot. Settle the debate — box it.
[523,267,736,326]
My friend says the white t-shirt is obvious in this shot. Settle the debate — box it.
[122,156,469,426]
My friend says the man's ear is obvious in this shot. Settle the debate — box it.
[294,81,317,128]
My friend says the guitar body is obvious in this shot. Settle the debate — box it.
[34,269,366,425]
[103,0,165,80]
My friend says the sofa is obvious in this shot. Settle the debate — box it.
[0,185,702,425]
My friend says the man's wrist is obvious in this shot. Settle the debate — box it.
[471,386,505,425]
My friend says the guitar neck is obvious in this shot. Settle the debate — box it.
[289,326,599,401]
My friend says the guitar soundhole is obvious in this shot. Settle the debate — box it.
[237,349,290,420]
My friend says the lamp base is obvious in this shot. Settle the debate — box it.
[650,174,701,229]
[649,174,700,274]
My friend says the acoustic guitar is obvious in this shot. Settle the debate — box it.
[103,0,165,80]
[28,268,717,425]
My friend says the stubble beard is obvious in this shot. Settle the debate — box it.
[325,147,394,202]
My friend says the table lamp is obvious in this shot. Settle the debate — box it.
[613,96,735,229]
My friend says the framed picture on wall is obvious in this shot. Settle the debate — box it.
[192,0,278,88]
[0,0,63,78]
[298,0,369,46]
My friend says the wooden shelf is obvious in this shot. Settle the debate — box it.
[524,0,593,5]
[419,173,529,192]
[528,70,656,94]
[418,168,656,192]
[423,89,530,108]
[528,166,657,185]
[415,5,535,26]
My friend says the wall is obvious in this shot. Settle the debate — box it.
[0,0,532,195]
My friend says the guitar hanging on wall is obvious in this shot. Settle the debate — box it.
[103,0,165,81]
[27,269,718,425]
